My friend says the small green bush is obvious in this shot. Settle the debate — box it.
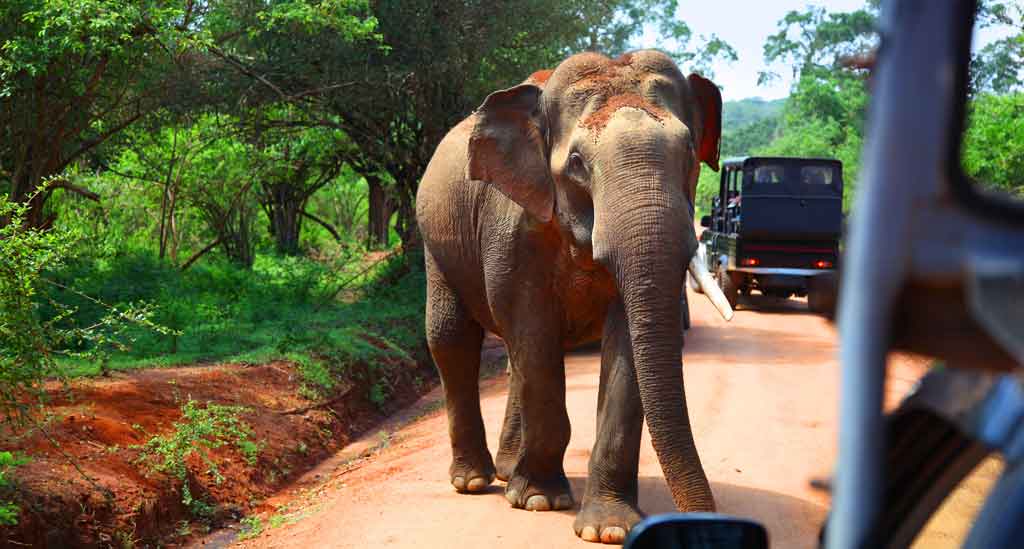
[237,516,264,540]
[0,451,25,526]
[136,399,263,515]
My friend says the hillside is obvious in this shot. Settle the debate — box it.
[721,97,786,158]
[722,97,785,131]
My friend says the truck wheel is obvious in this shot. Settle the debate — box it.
[808,274,838,316]
[717,266,739,310]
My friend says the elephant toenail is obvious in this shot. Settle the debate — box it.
[580,526,600,542]
[452,476,466,491]
[601,527,626,544]
[505,488,519,505]
[554,494,574,510]
[525,494,551,511]
[466,476,489,492]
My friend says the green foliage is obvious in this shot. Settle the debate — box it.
[237,516,264,540]
[0,451,26,526]
[136,399,262,515]
[759,3,877,85]
[722,117,781,159]
[40,247,423,376]
[747,3,875,211]
[719,98,785,159]
[962,92,1024,196]
[753,1,1022,214]
[0,193,71,420]
[3,190,168,417]
[0,0,188,90]
[972,1,1024,94]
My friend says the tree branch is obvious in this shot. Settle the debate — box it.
[301,210,343,242]
[48,179,101,202]
[179,238,223,271]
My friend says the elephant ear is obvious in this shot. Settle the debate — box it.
[687,73,723,172]
[467,84,554,223]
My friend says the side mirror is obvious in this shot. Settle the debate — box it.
[624,514,769,549]
[700,215,712,228]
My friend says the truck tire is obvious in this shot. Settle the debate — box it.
[808,274,838,316]
[717,266,739,310]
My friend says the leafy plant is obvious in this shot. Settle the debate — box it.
[962,92,1024,197]
[0,193,71,423]
[1,190,175,425]
[136,399,262,515]
[0,451,25,526]
[237,516,264,540]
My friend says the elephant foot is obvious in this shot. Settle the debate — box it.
[505,469,574,511]
[449,452,496,493]
[494,448,518,482]
[574,498,644,544]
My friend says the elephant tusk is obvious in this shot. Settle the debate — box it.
[688,250,734,322]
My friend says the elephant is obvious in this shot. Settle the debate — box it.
[416,49,734,544]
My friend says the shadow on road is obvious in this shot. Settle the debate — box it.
[683,324,835,365]
[733,294,821,315]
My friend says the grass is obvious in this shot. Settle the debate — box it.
[38,248,426,380]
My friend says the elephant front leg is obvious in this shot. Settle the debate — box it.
[495,365,522,482]
[503,334,573,512]
[575,299,645,544]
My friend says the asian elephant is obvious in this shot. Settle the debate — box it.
[416,50,733,544]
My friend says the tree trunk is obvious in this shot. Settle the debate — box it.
[212,205,255,269]
[263,182,305,256]
[392,177,421,255]
[366,175,392,249]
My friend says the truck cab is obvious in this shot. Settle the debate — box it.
[699,156,843,314]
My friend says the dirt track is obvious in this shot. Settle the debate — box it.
[236,290,997,548]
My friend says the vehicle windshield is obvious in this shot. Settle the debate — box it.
[801,165,836,185]
[753,165,784,184]
[744,162,841,191]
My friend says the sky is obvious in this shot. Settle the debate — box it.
[638,1,1019,101]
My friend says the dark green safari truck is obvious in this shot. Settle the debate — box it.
[697,156,843,314]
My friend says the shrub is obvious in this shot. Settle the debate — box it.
[0,451,24,526]
[136,399,262,515]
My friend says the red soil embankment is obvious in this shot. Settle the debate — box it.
[1,354,435,547]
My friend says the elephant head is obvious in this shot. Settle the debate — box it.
[466,50,730,512]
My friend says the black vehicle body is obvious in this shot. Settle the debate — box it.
[700,156,843,312]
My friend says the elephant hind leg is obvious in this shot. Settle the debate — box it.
[502,333,573,512]
[425,260,494,493]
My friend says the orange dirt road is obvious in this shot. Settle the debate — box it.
[237,291,996,548]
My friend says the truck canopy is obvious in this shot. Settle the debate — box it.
[723,157,843,241]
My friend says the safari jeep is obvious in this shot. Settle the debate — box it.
[698,156,842,314]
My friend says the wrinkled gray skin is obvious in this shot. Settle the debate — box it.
[416,50,722,544]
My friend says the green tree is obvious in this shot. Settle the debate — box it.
[209,0,737,251]
[248,106,352,255]
[0,0,200,228]
[962,92,1024,197]
[972,1,1023,94]
[748,2,876,210]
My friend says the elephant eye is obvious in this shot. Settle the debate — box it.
[567,152,588,180]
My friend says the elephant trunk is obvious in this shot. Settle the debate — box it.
[596,179,715,513]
